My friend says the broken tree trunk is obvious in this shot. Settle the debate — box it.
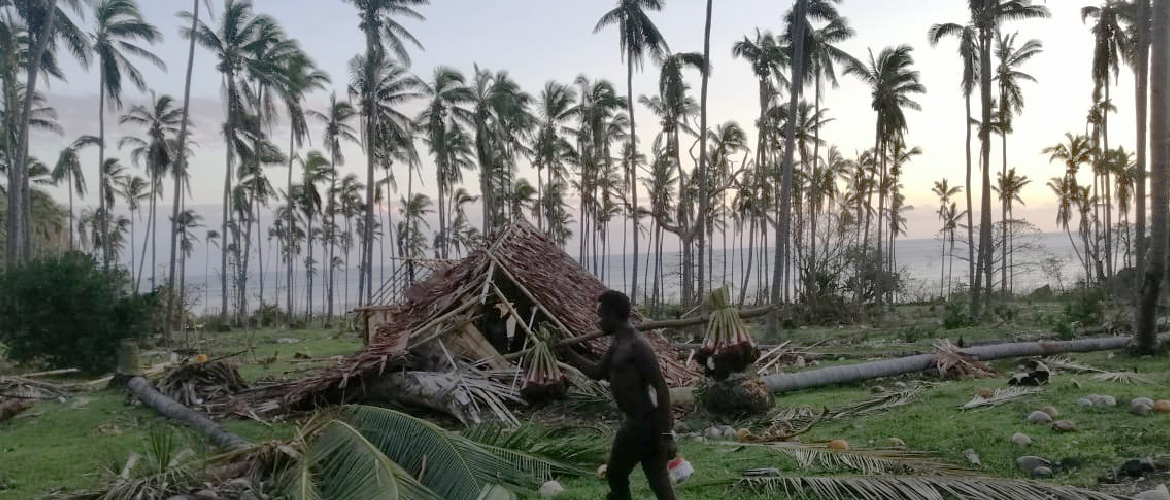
[127,376,249,451]
[109,339,141,388]
[762,335,1155,393]
[366,371,520,427]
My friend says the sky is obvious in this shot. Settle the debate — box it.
[27,0,1138,253]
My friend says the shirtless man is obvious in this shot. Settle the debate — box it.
[562,290,677,500]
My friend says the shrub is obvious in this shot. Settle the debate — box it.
[0,252,154,373]
[942,301,974,329]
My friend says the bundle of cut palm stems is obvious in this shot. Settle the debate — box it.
[156,360,247,407]
[520,338,567,402]
[699,286,759,380]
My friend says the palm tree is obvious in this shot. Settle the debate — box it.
[993,167,1031,293]
[928,19,979,303]
[281,54,330,318]
[397,192,433,260]
[969,0,1049,314]
[186,0,272,320]
[174,208,203,319]
[345,0,427,307]
[595,0,668,304]
[296,151,331,320]
[1043,133,1097,178]
[4,0,89,265]
[533,81,577,234]
[116,174,148,283]
[846,44,925,305]
[203,228,219,311]
[118,92,182,291]
[50,135,98,250]
[933,179,962,298]
[994,31,1041,292]
[310,93,359,321]
[469,67,533,234]
[418,66,472,258]
[88,0,164,270]
[1124,0,1151,283]
[1136,0,1167,354]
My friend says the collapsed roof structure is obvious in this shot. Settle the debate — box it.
[257,222,696,424]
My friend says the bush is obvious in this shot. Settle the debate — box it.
[943,301,974,329]
[1063,288,1104,326]
[0,252,154,373]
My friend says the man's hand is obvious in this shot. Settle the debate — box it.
[661,431,679,459]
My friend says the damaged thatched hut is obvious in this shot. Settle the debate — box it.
[268,222,696,424]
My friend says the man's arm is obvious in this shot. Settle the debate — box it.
[559,345,610,381]
[635,341,673,435]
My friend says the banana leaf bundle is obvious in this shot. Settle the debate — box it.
[521,339,567,402]
[698,286,759,380]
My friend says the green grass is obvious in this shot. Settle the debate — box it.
[0,326,355,499]
[3,304,1168,499]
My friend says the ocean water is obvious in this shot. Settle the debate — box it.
[183,232,1098,315]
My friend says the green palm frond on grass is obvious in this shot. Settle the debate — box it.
[959,386,1043,411]
[831,382,939,418]
[286,420,440,500]
[341,405,569,500]
[462,423,604,472]
[736,474,1128,500]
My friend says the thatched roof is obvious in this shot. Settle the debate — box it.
[285,221,697,409]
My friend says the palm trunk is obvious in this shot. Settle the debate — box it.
[1137,0,1168,355]
[627,50,640,304]
[764,335,1147,394]
[67,176,74,250]
[306,212,313,320]
[974,26,993,317]
[772,0,805,333]
[327,154,337,321]
[1135,0,1151,290]
[99,72,109,269]
[1103,83,1113,279]
[964,92,975,309]
[221,75,236,321]
[165,0,199,344]
[127,377,248,451]
[7,0,58,265]
[135,173,155,291]
[286,130,295,322]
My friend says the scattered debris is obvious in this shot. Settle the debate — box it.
[1028,410,1054,424]
[963,448,982,466]
[834,381,937,418]
[275,338,302,344]
[828,439,849,450]
[0,398,34,422]
[1041,406,1059,418]
[156,361,247,407]
[1011,432,1033,447]
[1120,458,1158,479]
[1134,397,1156,407]
[1133,404,1154,416]
[1052,420,1078,432]
[702,372,773,416]
[1008,370,1050,386]
[887,438,906,448]
[1135,484,1170,500]
[1088,394,1118,407]
[960,386,1042,411]
[1017,455,1051,474]
[0,376,68,400]
[1032,465,1054,479]
[1156,400,1170,413]
[539,480,565,497]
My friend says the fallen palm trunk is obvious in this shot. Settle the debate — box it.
[127,376,249,451]
[762,335,1150,393]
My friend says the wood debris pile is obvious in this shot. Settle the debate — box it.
[156,360,247,408]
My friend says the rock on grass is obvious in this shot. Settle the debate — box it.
[1028,410,1053,424]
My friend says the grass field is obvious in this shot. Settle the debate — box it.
[2,303,1168,499]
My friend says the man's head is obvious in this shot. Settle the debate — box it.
[597,290,632,332]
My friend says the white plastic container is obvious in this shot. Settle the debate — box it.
[668,456,695,483]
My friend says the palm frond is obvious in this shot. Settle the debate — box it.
[831,382,938,418]
[462,423,603,472]
[724,442,972,476]
[1041,356,1103,373]
[297,420,440,500]
[1090,371,1157,385]
[342,405,566,500]
[736,475,1128,500]
[959,386,1043,411]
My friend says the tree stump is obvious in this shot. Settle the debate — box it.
[702,372,774,417]
[109,339,141,388]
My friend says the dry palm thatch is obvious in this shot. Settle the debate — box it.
[272,222,694,423]
[932,340,996,379]
[156,360,247,407]
[830,382,939,419]
[736,475,1130,500]
[959,386,1044,411]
